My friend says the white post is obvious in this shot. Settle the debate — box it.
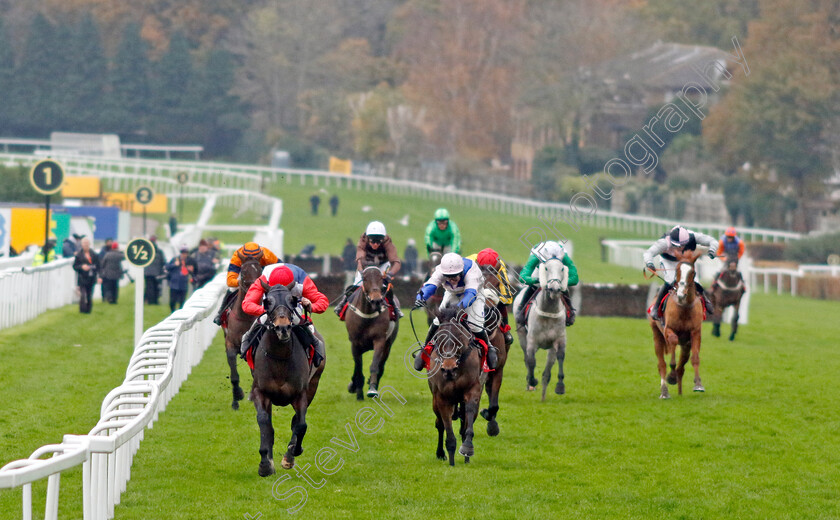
[134,266,144,346]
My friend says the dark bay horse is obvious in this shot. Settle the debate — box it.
[712,256,745,341]
[477,264,510,436]
[649,249,705,399]
[223,253,263,410]
[424,252,444,326]
[251,282,325,475]
[427,309,484,466]
[345,266,399,400]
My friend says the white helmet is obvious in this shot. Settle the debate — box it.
[365,221,386,237]
[532,241,565,262]
[439,253,463,276]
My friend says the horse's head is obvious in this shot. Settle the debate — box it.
[428,252,442,275]
[433,308,473,381]
[479,264,502,306]
[262,280,295,342]
[673,248,704,304]
[726,256,739,273]
[239,255,264,292]
[361,266,384,306]
[540,258,568,298]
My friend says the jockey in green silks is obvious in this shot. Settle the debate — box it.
[424,208,461,256]
[515,241,578,326]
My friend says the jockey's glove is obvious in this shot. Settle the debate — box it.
[459,289,477,308]
[645,262,656,274]
[708,250,716,259]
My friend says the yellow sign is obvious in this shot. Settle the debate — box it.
[329,156,352,175]
[10,208,54,252]
[62,176,102,198]
[102,192,168,214]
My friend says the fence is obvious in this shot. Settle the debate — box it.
[0,259,76,330]
[0,275,226,520]
[0,151,803,244]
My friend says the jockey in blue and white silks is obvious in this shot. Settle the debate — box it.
[413,252,497,371]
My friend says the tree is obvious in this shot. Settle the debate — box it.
[15,13,62,135]
[109,22,151,136]
[193,49,248,157]
[640,0,760,49]
[148,31,194,142]
[0,20,16,135]
[63,14,108,131]
[704,0,840,231]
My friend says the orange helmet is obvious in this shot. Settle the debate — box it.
[724,227,737,237]
[242,242,261,256]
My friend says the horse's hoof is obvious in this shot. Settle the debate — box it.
[712,330,720,337]
[465,456,470,464]
[231,400,239,411]
[480,408,490,421]
[356,392,364,401]
[366,387,379,398]
[458,443,474,457]
[233,386,245,401]
[526,386,535,392]
[258,460,276,477]
[347,382,356,393]
[487,420,499,437]
[281,457,294,470]
[659,394,670,399]
[436,450,446,461]
[729,335,735,342]
[693,385,705,392]
[555,382,565,395]
[666,374,677,385]
[528,377,538,388]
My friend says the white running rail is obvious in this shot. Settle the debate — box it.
[0,259,76,330]
[0,276,226,520]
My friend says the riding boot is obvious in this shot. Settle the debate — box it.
[695,282,715,317]
[213,290,236,325]
[414,322,439,371]
[473,328,497,369]
[515,285,537,325]
[650,283,671,323]
[561,290,576,326]
[240,319,263,357]
[498,303,513,346]
[307,324,325,368]
[386,286,403,318]
[333,285,356,317]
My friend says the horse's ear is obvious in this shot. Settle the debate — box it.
[237,251,246,262]
[260,279,270,292]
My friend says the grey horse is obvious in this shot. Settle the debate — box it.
[513,258,568,401]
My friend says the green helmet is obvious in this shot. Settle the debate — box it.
[434,208,450,221]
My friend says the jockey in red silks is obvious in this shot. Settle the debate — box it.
[240,263,329,367]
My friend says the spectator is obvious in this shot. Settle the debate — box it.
[62,234,83,258]
[404,238,419,276]
[144,235,166,305]
[310,193,321,215]
[329,194,339,216]
[32,239,57,266]
[100,242,125,304]
[298,244,316,258]
[73,237,99,313]
[98,238,113,299]
[169,214,178,237]
[342,238,356,286]
[191,239,218,289]
[166,247,195,312]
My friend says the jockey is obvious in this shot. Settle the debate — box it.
[333,221,403,318]
[424,208,461,256]
[240,263,329,367]
[514,241,579,327]
[712,227,746,291]
[413,252,498,371]
[466,248,514,346]
[212,242,279,326]
[644,225,718,322]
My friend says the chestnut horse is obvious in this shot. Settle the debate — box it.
[477,263,509,436]
[426,308,484,466]
[223,253,263,410]
[711,256,745,341]
[251,282,325,475]
[345,266,399,400]
[649,249,706,399]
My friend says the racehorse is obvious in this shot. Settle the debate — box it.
[345,266,399,400]
[477,263,510,436]
[251,282,325,475]
[222,253,263,410]
[649,249,705,399]
[424,251,444,326]
[426,308,484,466]
[711,256,745,341]
[513,258,568,401]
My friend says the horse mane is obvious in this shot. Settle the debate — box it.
[438,307,461,324]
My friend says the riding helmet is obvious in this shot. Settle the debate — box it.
[532,241,565,262]
[366,221,387,237]
[243,242,261,256]
[669,226,690,247]
[439,252,463,276]
[476,248,500,267]
[434,208,450,221]
[725,227,737,237]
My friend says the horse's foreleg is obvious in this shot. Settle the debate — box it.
[676,344,690,395]
[459,387,481,461]
[367,339,387,398]
[730,306,739,341]
[351,348,365,401]
[439,400,456,466]
[433,400,445,461]
[541,347,557,402]
[666,345,678,385]
[283,394,309,469]
[253,389,275,477]
[226,345,243,410]
[555,340,566,396]
[651,322,670,399]
[481,370,502,436]
[691,330,704,392]
[525,339,538,390]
